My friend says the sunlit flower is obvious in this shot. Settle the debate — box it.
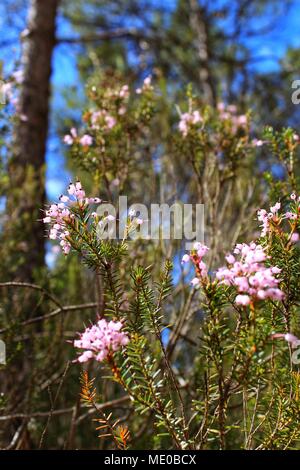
[74,319,129,363]
[181,254,190,264]
[80,134,93,147]
[191,277,200,288]
[216,242,284,305]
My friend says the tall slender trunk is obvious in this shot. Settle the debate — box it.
[188,0,216,106]
[6,0,59,282]
[2,0,59,449]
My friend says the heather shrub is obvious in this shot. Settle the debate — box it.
[1,73,300,450]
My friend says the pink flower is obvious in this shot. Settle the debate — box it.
[234,276,249,292]
[136,75,153,94]
[257,202,283,236]
[74,319,129,363]
[12,69,24,84]
[181,254,190,264]
[291,233,299,243]
[49,229,58,240]
[237,115,247,126]
[265,288,284,301]
[0,82,13,101]
[258,199,300,239]
[185,242,210,285]
[80,134,93,147]
[78,350,94,363]
[91,110,117,131]
[235,294,251,306]
[105,115,116,129]
[256,289,267,300]
[60,239,71,254]
[272,333,300,347]
[178,110,203,137]
[63,128,77,145]
[192,110,202,124]
[284,333,300,346]
[63,135,73,145]
[216,242,284,305]
[119,84,129,99]
[196,243,209,257]
[143,76,152,87]
[191,277,200,288]
[225,254,235,264]
[193,242,209,255]
[199,261,208,277]
[70,128,77,138]
[252,139,264,147]
[271,266,281,274]
[88,197,102,204]
[43,181,102,255]
[270,202,281,214]
[118,106,126,115]
[285,211,296,220]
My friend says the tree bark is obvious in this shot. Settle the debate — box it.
[1,0,59,449]
[6,0,59,282]
[188,0,216,106]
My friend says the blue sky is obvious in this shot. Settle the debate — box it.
[1,0,300,200]
[48,1,300,199]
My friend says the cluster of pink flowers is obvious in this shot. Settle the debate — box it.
[74,319,129,363]
[216,242,284,306]
[0,81,14,103]
[257,193,300,238]
[118,84,130,99]
[63,128,86,146]
[178,110,202,137]
[257,202,282,237]
[0,70,24,108]
[217,102,248,130]
[181,242,209,287]
[178,102,249,138]
[100,83,130,115]
[63,84,132,146]
[63,128,76,145]
[43,181,101,254]
[128,208,143,226]
[90,109,116,131]
[63,128,93,147]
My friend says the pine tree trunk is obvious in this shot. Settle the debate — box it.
[6,0,59,282]
[2,1,59,449]
[188,0,216,106]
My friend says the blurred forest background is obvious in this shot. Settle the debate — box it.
[1,0,300,449]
